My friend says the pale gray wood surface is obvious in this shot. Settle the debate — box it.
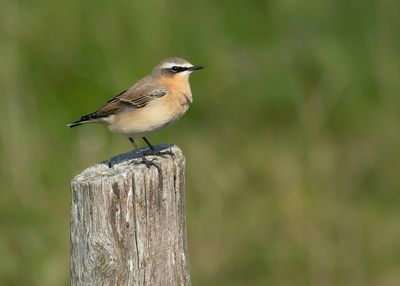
[70,145,191,286]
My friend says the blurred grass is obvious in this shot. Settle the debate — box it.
[1,0,400,285]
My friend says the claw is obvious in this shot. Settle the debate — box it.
[131,158,158,168]
[127,148,174,170]
[129,156,158,169]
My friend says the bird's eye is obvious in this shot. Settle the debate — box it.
[171,66,179,72]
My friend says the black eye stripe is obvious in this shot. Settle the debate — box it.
[170,66,189,72]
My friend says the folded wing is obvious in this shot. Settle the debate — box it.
[67,82,168,127]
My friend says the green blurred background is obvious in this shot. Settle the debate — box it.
[1,0,400,285]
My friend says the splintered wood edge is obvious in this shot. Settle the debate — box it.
[72,144,184,184]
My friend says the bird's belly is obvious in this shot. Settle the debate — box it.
[106,101,189,137]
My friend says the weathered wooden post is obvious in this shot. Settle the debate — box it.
[70,145,191,286]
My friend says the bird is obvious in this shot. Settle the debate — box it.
[68,57,204,166]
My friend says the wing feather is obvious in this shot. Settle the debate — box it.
[95,83,167,118]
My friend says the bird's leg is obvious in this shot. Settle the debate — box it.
[129,137,140,149]
[142,137,175,159]
[142,137,155,151]
[129,137,158,168]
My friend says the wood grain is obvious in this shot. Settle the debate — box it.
[70,145,191,286]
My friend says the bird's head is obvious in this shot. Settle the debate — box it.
[152,57,204,81]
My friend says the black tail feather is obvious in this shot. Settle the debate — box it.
[67,111,101,128]
[67,120,87,128]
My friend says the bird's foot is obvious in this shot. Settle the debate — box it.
[127,148,174,169]
[130,155,159,169]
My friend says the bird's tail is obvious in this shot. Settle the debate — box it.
[67,111,101,128]
[67,120,88,128]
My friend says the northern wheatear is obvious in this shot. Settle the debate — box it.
[68,57,204,165]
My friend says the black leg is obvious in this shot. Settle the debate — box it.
[141,137,174,158]
[142,137,155,151]
[128,137,159,169]
[129,137,140,150]
[127,136,173,169]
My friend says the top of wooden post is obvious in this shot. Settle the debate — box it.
[72,144,184,183]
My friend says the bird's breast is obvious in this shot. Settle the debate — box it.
[177,90,192,112]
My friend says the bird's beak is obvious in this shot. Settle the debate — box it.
[189,65,205,71]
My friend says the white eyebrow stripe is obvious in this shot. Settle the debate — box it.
[161,62,193,69]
